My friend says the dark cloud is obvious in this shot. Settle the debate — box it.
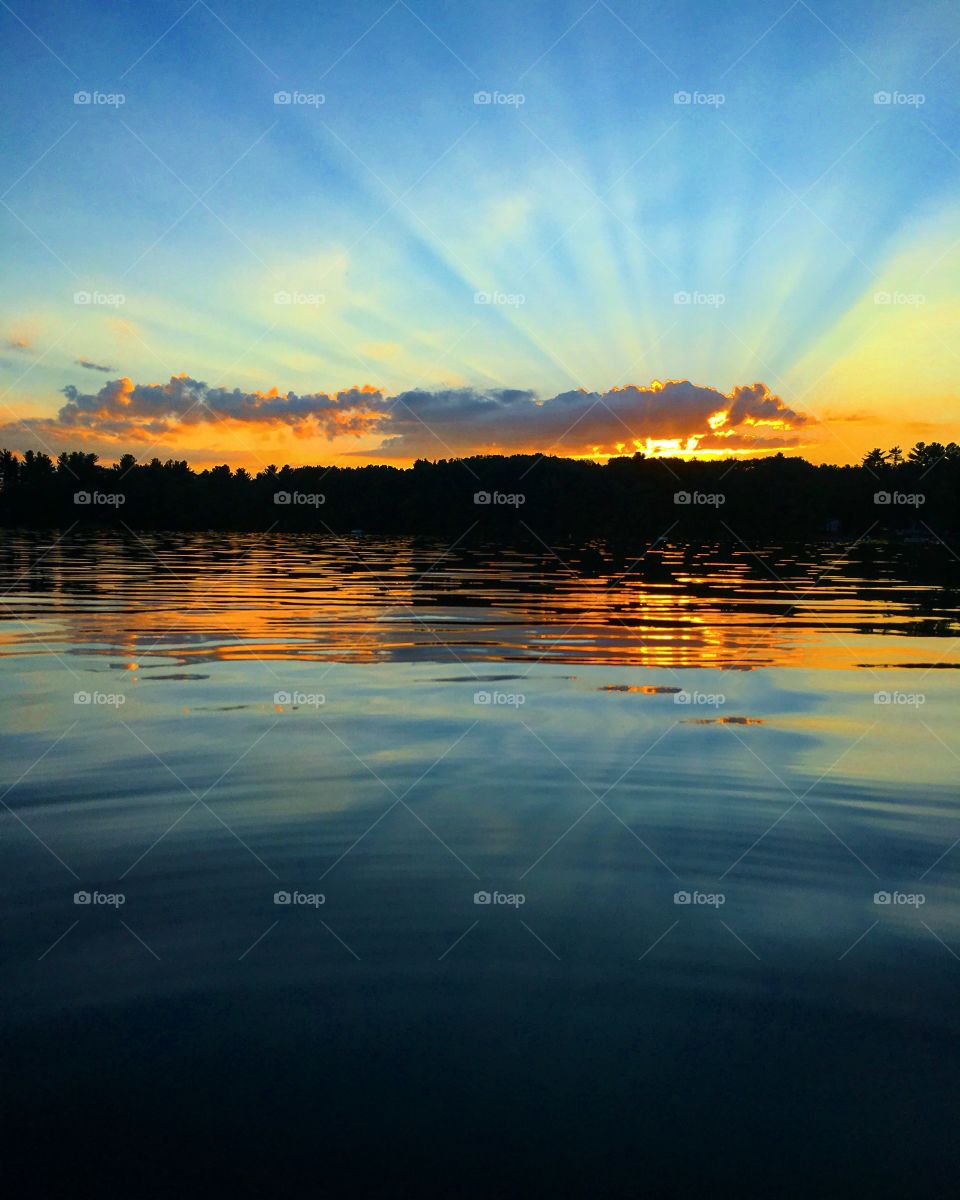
[375,380,811,456]
[0,375,813,459]
[76,358,115,372]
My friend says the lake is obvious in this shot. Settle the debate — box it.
[2,530,959,1193]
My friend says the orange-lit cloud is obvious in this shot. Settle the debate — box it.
[370,379,812,459]
[1,374,813,463]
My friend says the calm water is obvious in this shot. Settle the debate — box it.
[2,531,959,1193]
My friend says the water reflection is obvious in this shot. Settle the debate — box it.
[2,531,959,1191]
[1,531,958,669]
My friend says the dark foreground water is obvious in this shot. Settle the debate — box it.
[2,531,959,1194]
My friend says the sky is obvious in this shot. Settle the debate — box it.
[1,0,959,470]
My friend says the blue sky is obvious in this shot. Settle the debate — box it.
[1,0,959,466]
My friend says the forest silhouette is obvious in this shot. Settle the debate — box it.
[1,442,957,539]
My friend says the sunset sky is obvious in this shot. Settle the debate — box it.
[1,0,958,469]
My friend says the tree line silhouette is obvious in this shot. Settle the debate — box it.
[1,442,958,539]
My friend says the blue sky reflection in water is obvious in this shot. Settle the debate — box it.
[1,532,959,1191]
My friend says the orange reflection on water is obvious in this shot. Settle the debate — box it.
[0,535,957,671]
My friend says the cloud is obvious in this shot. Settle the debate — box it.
[75,358,115,372]
[52,374,385,439]
[7,336,30,351]
[373,379,812,457]
[0,374,813,460]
